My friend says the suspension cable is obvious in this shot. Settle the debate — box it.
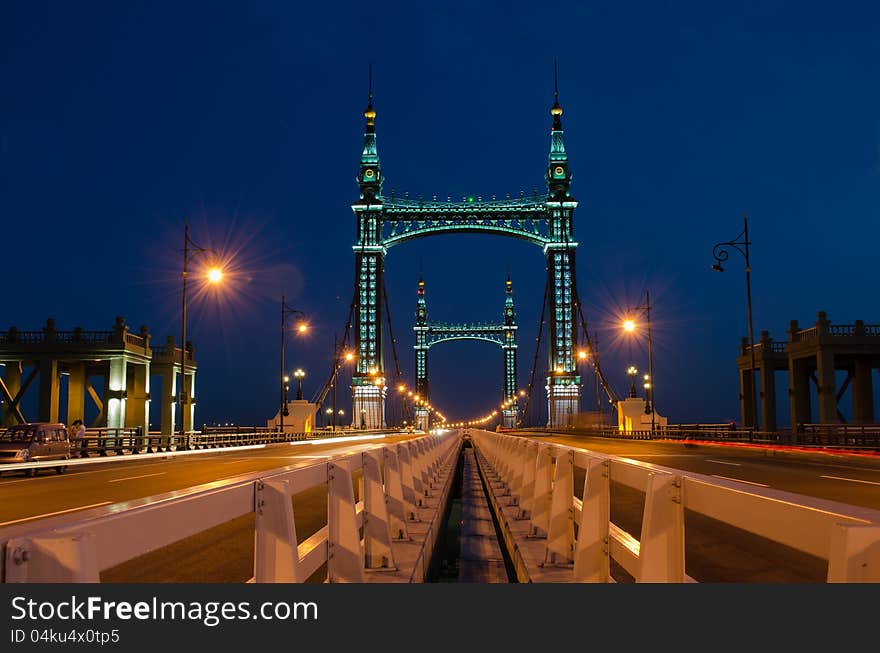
[572,287,618,405]
[312,281,357,406]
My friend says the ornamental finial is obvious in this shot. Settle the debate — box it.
[551,59,563,128]
[364,63,376,126]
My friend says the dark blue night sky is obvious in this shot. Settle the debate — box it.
[2,1,879,427]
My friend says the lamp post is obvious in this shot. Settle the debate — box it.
[294,368,305,401]
[280,293,307,434]
[180,223,223,449]
[623,289,655,432]
[712,213,755,430]
[627,365,638,398]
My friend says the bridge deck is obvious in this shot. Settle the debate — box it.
[458,448,508,583]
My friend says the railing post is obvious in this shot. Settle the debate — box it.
[530,444,553,538]
[362,451,397,570]
[397,443,420,521]
[327,460,365,582]
[827,523,880,582]
[254,479,300,582]
[637,472,685,582]
[517,440,538,520]
[573,459,611,582]
[543,448,574,566]
[4,533,99,582]
[383,447,410,540]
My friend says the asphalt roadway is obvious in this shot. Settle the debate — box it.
[0,434,418,582]
[2,431,878,582]
[529,432,880,510]
[527,432,880,582]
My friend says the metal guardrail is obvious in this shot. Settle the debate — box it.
[0,432,462,582]
[516,424,880,450]
[470,430,880,582]
[64,427,396,458]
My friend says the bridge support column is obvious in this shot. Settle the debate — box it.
[414,406,429,432]
[37,358,60,423]
[788,357,812,431]
[152,364,176,437]
[2,361,22,426]
[816,350,837,424]
[546,381,579,429]
[66,363,86,426]
[125,362,150,435]
[739,368,756,429]
[759,363,777,433]
[182,372,195,434]
[853,358,874,424]
[352,382,385,430]
[105,357,127,429]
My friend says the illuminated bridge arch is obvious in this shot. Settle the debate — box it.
[412,279,518,430]
[350,78,580,429]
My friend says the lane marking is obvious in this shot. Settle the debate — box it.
[820,475,880,486]
[706,459,741,467]
[0,501,112,527]
[711,474,769,488]
[108,472,166,483]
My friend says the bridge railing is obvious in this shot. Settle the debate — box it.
[517,424,880,449]
[1,432,463,583]
[67,426,386,458]
[470,430,880,582]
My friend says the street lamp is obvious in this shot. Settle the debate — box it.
[623,289,655,432]
[180,223,224,449]
[294,368,305,401]
[280,293,307,434]
[627,365,638,398]
[712,212,755,430]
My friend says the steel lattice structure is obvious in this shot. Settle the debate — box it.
[413,277,518,429]
[351,82,580,429]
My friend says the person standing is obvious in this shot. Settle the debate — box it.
[69,419,86,457]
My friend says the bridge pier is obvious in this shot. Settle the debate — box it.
[1,361,22,426]
[352,382,385,430]
[853,358,874,423]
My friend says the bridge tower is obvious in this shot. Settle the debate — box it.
[544,80,581,428]
[414,277,429,430]
[349,71,582,429]
[502,276,519,428]
[350,82,386,429]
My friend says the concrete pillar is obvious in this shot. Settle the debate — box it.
[853,358,874,424]
[183,372,195,433]
[67,363,86,425]
[125,363,150,434]
[2,361,22,426]
[105,357,127,429]
[788,357,812,430]
[739,368,756,429]
[816,349,837,424]
[37,358,60,423]
[759,364,777,433]
[152,364,176,436]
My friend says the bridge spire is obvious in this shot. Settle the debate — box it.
[358,63,382,202]
[416,276,427,326]
[547,59,571,200]
[504,275,515,326]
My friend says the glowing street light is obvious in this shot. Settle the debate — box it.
[280,294,307,432]
[294,368,306,401]
[180,223,225,449]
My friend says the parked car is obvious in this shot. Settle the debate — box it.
[0,423,71,476]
